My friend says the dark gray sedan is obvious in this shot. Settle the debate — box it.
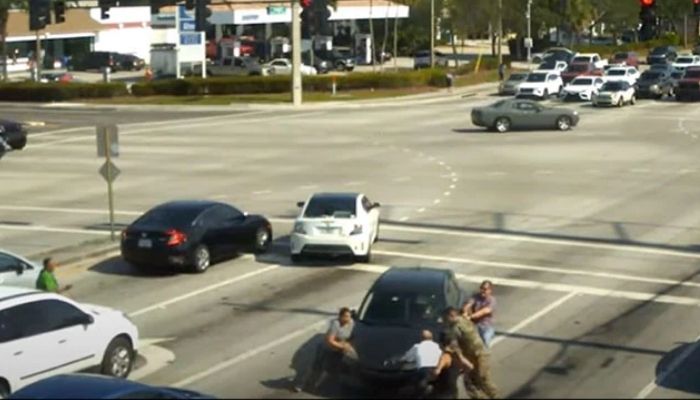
[470,99,580,133]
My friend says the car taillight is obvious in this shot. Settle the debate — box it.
[166,229,187,246]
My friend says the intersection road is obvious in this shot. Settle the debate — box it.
[2,93,700,398]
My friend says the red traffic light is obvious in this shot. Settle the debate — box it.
[300,0,312,7]
[640,0,654,6]
[695,0,700,4]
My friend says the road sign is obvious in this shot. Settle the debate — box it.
[96,124,119,158]
[99,160,120,183]
[267,5,286,15]
[180,20,196,31]
[180,33,202,45]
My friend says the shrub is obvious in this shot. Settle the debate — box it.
[0,82,127,101]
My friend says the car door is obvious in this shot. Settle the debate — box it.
[512,101,541,129]
[198,206,231,259]
[218,205,250,252]
[0,299,97,388]
[0,252,35,288]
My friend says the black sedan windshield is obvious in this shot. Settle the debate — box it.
[641,72,662,80]
[135,207,202,229]
[359,290,445,326]
[304,197,357,218]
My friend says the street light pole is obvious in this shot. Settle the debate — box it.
[430,0,435,68]
[291,0,302,106]
[497,0,503,65]
[526,0,532,69]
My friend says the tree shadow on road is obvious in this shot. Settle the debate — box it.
[653,340,700,395]
[452,128,493,134]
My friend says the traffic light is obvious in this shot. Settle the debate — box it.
[694,0,700,17]
[98,0,117,19]
[185,0,195,10]
[639,0,657,41]
[54,0,66,24]
[312,0,331,36]
[640,0,654,6]
[150,0,172,15]
[195,0,211,32]
[28,0,50,31]
[300,0,312,7]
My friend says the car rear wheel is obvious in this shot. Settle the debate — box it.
[290,253,304,264]
[355,246,372,264]
[0,380,8,399]
[101,336,134,378]
[254,227,272,254]
[556,116,573,131]
[192,245,211,273]
[630,95,636,105]
[494,117,511,133]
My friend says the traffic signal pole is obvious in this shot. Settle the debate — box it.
[291,0,302,106]
[35,29,41,80]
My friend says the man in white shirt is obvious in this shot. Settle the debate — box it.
[397,330,442,396]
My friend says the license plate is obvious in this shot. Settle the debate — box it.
[138,239,152,248]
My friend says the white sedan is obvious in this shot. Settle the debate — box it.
[561,75,605,101]
[604,66,640,85]
[672,54,700,72]
[0,287,140,396]
[0,249,40,289]
[290,192,380,263]
[592,80,636,107]
[265,58,317,76]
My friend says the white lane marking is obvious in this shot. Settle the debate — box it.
[5,204,700,261]
[634,332,700,398]
[418,208,426,213]
[679,169,694,175]
[444,192,451,196]
[490,292,579,347]
[445,166,452,171]
[452,177,459,182]
[400,216,409,222]
[345,264,700,306]
[450,184,456,189]
[487,171,506,176]
[428,157,435,161]
[128,265,280,317]
[30,126,93,138]
[170,319,328,388]
[375,224,700,261]
[438,161,446,166]
[252,190,273,195]
[373,249,700,289]
[0,224,111,236]
[433,199,441,205]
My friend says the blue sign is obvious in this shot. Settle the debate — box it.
[178,5,194,21]
[180,33,202,46]
[180,21,196,31]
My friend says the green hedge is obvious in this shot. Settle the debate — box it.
[572,33,682,57]
[0,82,128,101]
[131,68,458,97]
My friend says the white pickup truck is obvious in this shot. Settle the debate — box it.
[571,53,608,70]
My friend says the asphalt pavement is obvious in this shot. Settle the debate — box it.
[2,88,700,398]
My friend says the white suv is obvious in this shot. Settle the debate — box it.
[516,71,563,100]
[0,250,40,289]
[0,287,139,397]
[290,193,380,263]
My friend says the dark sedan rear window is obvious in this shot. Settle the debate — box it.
[135,207,203,229]
[304,197,357,218]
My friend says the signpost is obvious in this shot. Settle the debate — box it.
[96,124,119,241]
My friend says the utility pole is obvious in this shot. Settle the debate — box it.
[291,0,302,106]
[526,0,532,69]
[430,0,435,68]
[496,0,503,65]
[35,29,42,80]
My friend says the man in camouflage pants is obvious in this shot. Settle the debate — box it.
[441,306,498,399]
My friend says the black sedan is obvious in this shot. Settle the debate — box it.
[121,200,272,273]
[340,267,464,393]
[9,373,214,399]
[636,70,675,99]
[471,99,579,133]
[0,119,27,152]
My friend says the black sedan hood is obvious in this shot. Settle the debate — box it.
[351,322,438,370]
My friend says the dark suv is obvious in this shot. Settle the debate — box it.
[71,51,138,72]
[647,46,678,65]
[635,70,674,99]
[676,66,700,101]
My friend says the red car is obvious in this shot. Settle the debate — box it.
[609,51,639,67]
[560,62,602,84]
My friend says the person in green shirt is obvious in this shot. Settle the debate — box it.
[36,257,72,293]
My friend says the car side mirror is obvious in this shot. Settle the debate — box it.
[296,201,304,208]
[81,313,95,325]
[14,263,24,275]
